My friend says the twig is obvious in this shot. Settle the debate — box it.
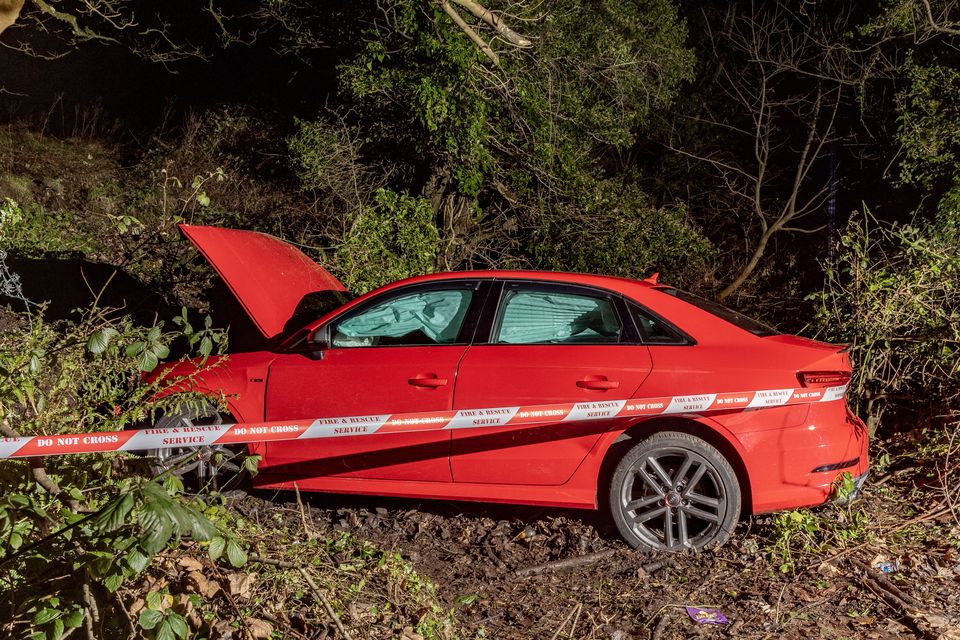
[211,564,254,640]
[114,591,137,638]
[640,557,677,575]
[651,612,669,640]
[569,602,582,638]
[81,581,99,640]
[514,549,616,577]
[249,555,352,640]
[549,603,579,640]
[806,502,952,570]
[850,559,921,609]
[483,535,506,569]
[293,482,316,540]
[854,563,937,640]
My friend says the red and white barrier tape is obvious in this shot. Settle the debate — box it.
[0,385,847,459]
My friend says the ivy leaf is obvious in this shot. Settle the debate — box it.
[243,454,261,477]
[138,609,163,630]
[226,539,247,568]
[196,192,211,207]
[62,610,84,628]
[104,573,124,593]
[162,474,184,496]
[153,343,170,360]
[32,608,60,626]
[94,493,135,532]
[125,341,146,357]
[199,336,213,356]
[87,328,119,354]
[208,536,226,561]
[136,349,160,372]
[166,612,189,639]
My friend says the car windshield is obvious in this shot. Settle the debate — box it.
[656,287,779,337]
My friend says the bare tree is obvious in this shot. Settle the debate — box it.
[665,2,863,300]
[0,0,530,64]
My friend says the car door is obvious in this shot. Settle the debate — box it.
[451,280,653,485]
[261,280,487,482]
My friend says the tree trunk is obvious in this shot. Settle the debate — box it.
[0,0,25,35]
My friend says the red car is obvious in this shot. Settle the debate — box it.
[150,224,869,551]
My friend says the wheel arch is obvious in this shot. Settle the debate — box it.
[596,416,753,517]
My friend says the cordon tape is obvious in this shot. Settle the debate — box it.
[0,385,848,459]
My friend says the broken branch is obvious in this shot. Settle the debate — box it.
[450,0,531,47]
[439,0,499,64]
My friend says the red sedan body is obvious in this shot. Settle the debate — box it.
[163,225,869,519]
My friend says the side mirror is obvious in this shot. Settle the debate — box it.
[307,326,331,360]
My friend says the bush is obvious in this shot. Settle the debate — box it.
[332,188,440,293]
[529,178,714,285]
[809,208,960,434]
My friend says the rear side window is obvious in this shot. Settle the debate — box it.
[657,287,779,337]
[629,304,688,345]
[494,289,622,344]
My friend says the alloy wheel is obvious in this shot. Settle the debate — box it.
[610,432,740,551]
[146,407,240,489]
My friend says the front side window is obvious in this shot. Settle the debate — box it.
[331,289,474,347]
[493,289,622,344]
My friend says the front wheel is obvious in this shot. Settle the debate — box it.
[146,403,243,490]
[609,431,740,551]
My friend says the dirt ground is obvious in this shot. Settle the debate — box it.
[230,468,960,640]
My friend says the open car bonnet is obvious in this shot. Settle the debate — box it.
[179,224,347,340]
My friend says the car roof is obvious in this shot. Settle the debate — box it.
[379,270,658,293]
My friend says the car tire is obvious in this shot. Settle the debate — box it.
[609,431,740,551]
[145,402,244,491]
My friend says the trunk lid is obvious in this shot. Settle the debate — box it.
[765,334,853,382]
[764,334,846,353]
[179,224,347,340]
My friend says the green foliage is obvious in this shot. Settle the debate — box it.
[333,188,440,293]
[766,501,870,573]
[329,0,705,276]
[896,62,960,187]
[339,1,494,196]
[0,268,245,637]
[530,178,714,283]
[809,208,960,432]
[0,197,97,257]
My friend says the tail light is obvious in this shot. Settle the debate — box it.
[798,371,851,387]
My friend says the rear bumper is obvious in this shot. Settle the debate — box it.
[731,404,870,514]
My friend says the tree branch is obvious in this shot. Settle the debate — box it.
[921,0,960,36]
[449,0,531,47]
[439,0,499,64]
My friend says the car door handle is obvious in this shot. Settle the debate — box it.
[577,377,620,390]
[409,375,448,388]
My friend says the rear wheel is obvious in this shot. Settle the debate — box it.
[146,403,243,490]
[609,431,740,551]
